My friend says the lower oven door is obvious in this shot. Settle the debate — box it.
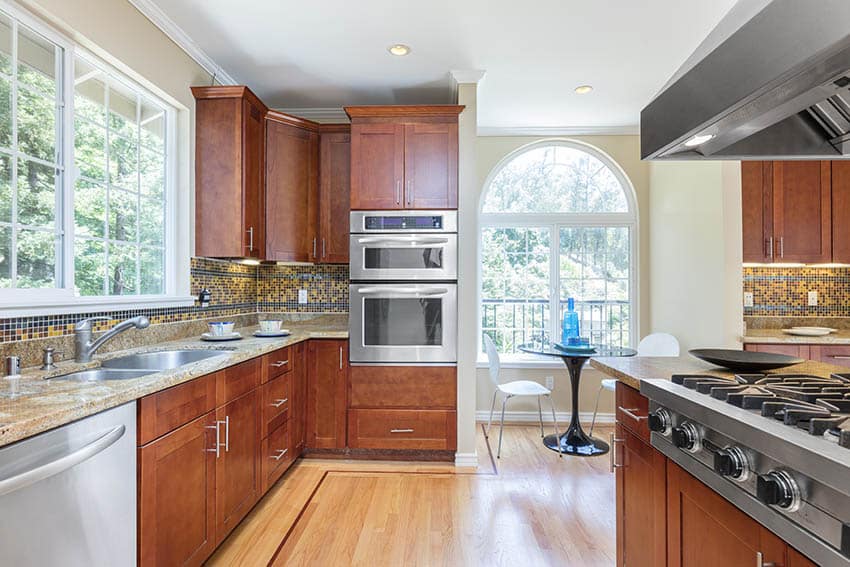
[349,283,457,363]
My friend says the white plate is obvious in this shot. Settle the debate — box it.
[782,328,833,337]
[253,330,291,337]
[201,332,243,341]
[791,326,837,332]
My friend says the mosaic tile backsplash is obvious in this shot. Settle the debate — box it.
[0,258,349,344]
[743,266,850,317]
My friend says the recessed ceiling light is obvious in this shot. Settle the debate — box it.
[574,85,593,95]
[388,44,411,56]
[684,133,715,147]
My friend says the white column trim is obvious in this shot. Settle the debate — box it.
[454,452,479,468]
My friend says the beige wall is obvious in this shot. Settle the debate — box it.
[472,135,650,420]
[21,0,213,284]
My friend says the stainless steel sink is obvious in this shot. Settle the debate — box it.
[52,368,156,382]
[101,349,228,371]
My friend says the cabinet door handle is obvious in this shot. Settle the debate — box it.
[395,180,401,205]
[406,180,412,206]
[223,415,230,452]
[322,238,326,258]
[756,551,777,567]
[270,360,289,368]
[618,407,648,423]
[206,422,221,458]
[779,237,784,258]
[271,398,288,408]
[390,429,414,434]
[609,433,625,473]
[830,355,850,360]
[271,448,288,461]
[312,237,317,258]
[246,226,254,252]
[767,237,774,260]
[339,347,343,369]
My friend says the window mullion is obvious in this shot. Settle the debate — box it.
[8,17,16,287]
[549,223,559,344]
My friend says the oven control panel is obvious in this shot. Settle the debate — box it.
[364,215,443,231]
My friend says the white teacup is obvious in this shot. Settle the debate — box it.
[208,322,235,336]
[259,320,283,332]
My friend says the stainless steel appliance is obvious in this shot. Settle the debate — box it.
[0,402,136,566]
[349,211,458,364]
[642,0,850,160]
[349,211,457,281]
[642,373,850,566]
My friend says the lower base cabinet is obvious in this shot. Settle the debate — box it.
[746,342,850,369]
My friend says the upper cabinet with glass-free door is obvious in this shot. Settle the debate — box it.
[346,106,463,210]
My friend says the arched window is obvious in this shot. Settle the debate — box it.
[480,140,637,358]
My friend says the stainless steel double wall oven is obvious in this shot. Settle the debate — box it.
[349,211,458,364]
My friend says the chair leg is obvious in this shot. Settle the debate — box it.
[589,383,605,437]
[546,394,563,458]
[497,394,510,459]
[486,390,498,439]
[537,395,545,438]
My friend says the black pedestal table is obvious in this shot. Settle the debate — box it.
[519,343,637,456]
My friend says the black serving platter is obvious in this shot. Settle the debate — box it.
[688,348,804,371]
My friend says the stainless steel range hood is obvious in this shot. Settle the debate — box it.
[641,0,850,160]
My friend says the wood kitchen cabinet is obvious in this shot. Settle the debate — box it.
[346,105,463,210]
[832,160,850,263]
[742,160,832,263]
[192,86,266,259]
[743,342,811,359]
[265,112,319,262]
[291,342,308,453]
[318,127,351,262]
[306,339,348,449]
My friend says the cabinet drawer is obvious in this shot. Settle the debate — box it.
[615,381,650,442]
[261,420,292,492]
[263,346,293,382]
[349,365,456,409]
[261,373,291,438]
[348,409,456,450]
[810,345,850,369]
[138,373,217,445]
[217,358,261,405]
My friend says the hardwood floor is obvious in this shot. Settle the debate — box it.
[207,424,615,566]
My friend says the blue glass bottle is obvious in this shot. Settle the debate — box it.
[561,297,580,346]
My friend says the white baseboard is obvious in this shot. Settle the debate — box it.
[454,452,479,468]
[474,410,615,425]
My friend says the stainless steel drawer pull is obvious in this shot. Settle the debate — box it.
[756,551,776,567]
[618,407,648,422]
[609,433,625,473]
[206,422,221,458]
[271,398,289,408]
[390,428,414,434]
[830,355,850,360]
[223,416,230,452]
[270,360,289,368]
[271,448,288,461]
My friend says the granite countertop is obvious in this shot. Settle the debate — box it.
[742,328,850,345]
[0,315,348,448]
[590,355,850,391]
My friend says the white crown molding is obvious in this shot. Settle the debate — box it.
[450,69,487,85]
[478,125,640,137]
[475,410,614,425]
[276,107,350,124]
[127,0,237,85]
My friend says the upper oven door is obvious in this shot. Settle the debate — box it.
[349,233,457,281]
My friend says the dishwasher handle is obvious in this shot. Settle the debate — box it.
[0,424,125,498]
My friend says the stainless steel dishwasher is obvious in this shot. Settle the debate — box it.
[0,402,136,566]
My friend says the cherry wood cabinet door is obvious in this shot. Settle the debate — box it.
[772,161,832,263]
[742,161,773,263]
[403,122,458,209]
[265,119,319,262]
[667,460,787,567]
[215,389,261,544]
[291,343,307,454]
[350,123,404,210]
[809,344,850,369]
[615,424,666,567]
[319,130,351,262]
[788,547,818,567]
[139,411,217,567]
[242,96,265,259]
[832,161,850,264]
[306,339,348,449]
[744,343,810,359]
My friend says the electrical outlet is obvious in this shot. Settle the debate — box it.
[743,292,754,308]
[545,375,554,391]
[808,290,818,307]
[298,289,308,304]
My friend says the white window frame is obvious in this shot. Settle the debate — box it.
[477,138,640,367]
[0,0,191,317]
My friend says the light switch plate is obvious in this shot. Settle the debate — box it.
[298,289,308,304]
[808,290,818,307]
[743,292,754,308]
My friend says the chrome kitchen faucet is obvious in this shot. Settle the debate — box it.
[74,316,150,363]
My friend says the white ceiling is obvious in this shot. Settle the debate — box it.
[146,0,738,130]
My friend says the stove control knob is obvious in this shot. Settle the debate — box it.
[713,447,750,481]
[671,422,701,452]
[757,471,802,512]
[648,409,672,435]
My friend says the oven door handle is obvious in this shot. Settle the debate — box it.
[357,287,449,296]
[356,237,450,246]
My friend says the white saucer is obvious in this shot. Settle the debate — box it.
[782,328,833,337]
[201,332,243,341]
[253,330,291,338]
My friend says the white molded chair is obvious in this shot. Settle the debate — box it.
[483,334,561,458]
[589,333,681,436]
